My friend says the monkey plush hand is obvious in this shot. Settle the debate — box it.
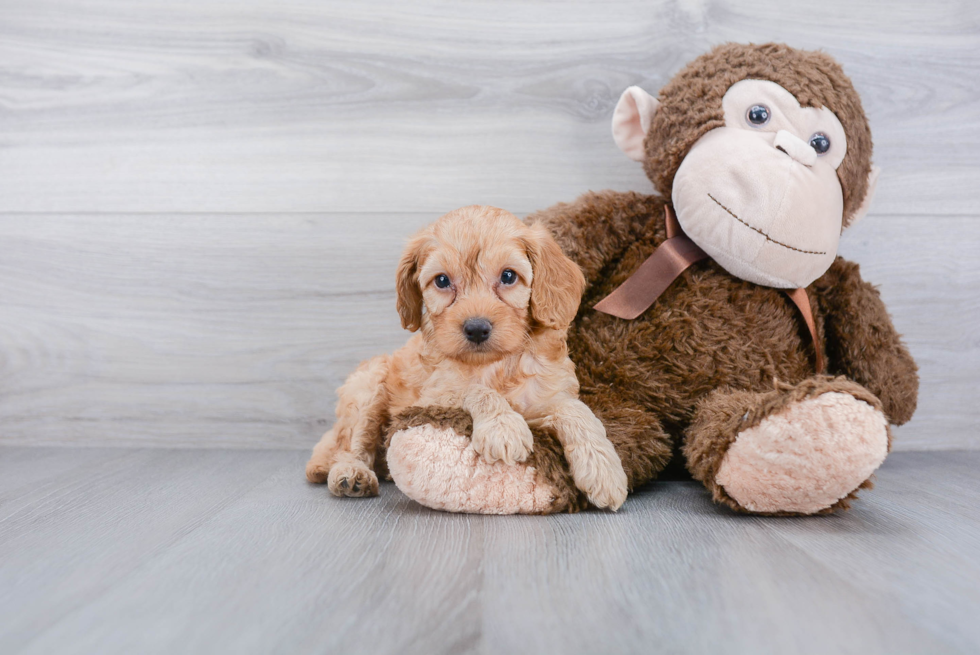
[385,43,918,515]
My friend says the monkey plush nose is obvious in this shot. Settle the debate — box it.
[773,130,817,167]
[463,318,493,344]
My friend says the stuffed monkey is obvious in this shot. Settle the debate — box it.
[381,42,919,515]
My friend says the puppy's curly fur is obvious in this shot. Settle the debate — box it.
[306,205,629,510]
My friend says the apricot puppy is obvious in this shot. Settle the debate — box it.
[306,205,629,510]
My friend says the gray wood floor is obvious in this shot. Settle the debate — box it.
[1,447,978,655]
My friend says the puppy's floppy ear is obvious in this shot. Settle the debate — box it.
[524,223,586,329]
[395,234,428,332]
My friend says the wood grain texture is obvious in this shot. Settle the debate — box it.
[0,0,978,214]
[0,213,422,448]
[0,0,977,450]
[1,5,975,651]
[1,447,978,654]
[838,216,980,450]
[1,212,976,450]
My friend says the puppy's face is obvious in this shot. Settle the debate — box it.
[396,206,585,365]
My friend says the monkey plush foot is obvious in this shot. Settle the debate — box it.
[387,424,557,514]
[716,391,888,513]
[384,406,589,514]
[686,378,891,515]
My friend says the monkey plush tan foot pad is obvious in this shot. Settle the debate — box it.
[716,390,890,514]
[385,407,588,514]
[387,425,556,514]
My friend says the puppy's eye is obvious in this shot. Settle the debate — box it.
[434,274,451,289]
[500,269,517,285]
[746,104,770,126]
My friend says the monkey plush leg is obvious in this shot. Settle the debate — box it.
[684,377,891,515]
[385,391,671,514]
[384,408,564,514]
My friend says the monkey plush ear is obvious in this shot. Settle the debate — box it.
[845,165,881,230]
[612,86,660,162]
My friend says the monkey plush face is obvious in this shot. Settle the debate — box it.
[671,79,850,287]
[612,43,880,288]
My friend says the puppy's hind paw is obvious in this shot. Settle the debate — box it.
[327,461,379,498]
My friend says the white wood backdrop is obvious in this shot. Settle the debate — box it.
[1,0,977,450]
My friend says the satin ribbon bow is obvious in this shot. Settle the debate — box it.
[593,206,825,374]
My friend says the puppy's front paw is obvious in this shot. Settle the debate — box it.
[567,440,629,511]
[327,461,379,498]
[471,411,534,465]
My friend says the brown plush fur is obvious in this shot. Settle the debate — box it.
[392,44,918,515]
[813,259,920,424]
[524,187,917,513]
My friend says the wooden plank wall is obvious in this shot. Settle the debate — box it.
[1,0,977,450]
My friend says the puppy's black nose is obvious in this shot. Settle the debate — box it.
[463,318,492,344]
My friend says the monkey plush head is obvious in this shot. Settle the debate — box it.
[612,43,880,288]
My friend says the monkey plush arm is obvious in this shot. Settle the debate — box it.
[813,257,919,425]
[525,190,661,284]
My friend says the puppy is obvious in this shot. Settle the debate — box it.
[305,205,629,510]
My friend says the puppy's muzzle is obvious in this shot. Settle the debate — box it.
[463,318,493,344]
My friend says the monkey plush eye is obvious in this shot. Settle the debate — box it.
[746,104,770,126]
[434,274,451,289]
[500,269,517,285]
[809,133,831,155]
